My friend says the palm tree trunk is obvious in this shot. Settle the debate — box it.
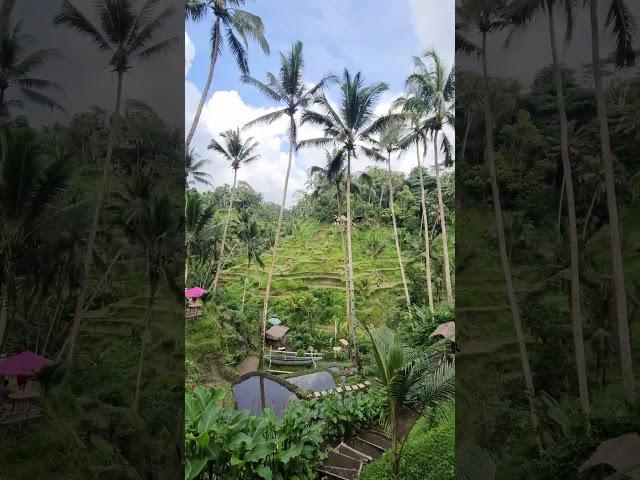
[133,278,159,412]
[388,152,412,318]
[461,107,474,162]
[346,150,361,372]
[391,400,400,476]
[582,183,600,241]
[338,196,351,346]
[557,173,565,233]
[416,138,434,312]
[0,251,14,351]
[259,115,295,370]
[589,0,634,402]
[482,31,539,432]
[211,168,237,293]
[548,3,590,414]
[433,131,453,307]
[64,69,125,379]
[185,16,221,154]
[241,257,250,314]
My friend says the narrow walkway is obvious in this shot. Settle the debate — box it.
[237,355,259,374]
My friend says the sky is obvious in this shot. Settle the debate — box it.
[186,0,455,206]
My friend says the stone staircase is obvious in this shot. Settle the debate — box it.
[317,427,393,480]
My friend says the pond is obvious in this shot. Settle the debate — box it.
[287,371,337,392]
[232,374,299,418]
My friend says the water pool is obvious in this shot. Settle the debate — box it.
[287,371,337,392]
[232,374,299,418]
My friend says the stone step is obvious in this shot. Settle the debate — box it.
[344,437,385,460]
[356,430,393,451]
[337,442,373,463]
[317,465,361,480]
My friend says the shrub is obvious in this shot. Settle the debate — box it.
[360,407,454,480]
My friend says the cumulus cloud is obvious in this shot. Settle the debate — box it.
[185,32,195,77]
[409,0,455,68]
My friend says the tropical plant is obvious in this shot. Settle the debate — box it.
[508,0,590,414]
[54,0,178,375]
[363,323,455,477]
[233,209,264,313]
[300,68,389,372]
[586,0,636,402]
[184,0,269,154]
[0,21,65,118]
[185,189,215,282]
[242,40,334,369]
[406,49,455,308]
[208,127,260,293]
[186,148,212,187]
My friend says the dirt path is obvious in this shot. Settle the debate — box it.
[238,355,259,374]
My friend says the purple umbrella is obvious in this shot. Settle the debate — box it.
[185,286,207,298]
[0,351,51,376]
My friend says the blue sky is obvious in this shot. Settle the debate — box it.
[186,0,454,205]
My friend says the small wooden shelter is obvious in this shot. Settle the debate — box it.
[579,433,640,479]
[429,322,455,342]
[265,325,290,347]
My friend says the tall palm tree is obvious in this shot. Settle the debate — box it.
[208,127,259,293]
[233,210,263,313]
[0,127,72,350]
[185,148,212,187]
[368,119,413,317]
[185,190,215,282]
[406,50,454,308]
[363,323,454,477]
[242,41,334,369]
[0,21,65,118]
[587,0,636,403]
[184,0,269,154]
[394,91,435,312]
[54,0,177,373]
[301,69,389,372]
[509,0,590,414]
[457,0,540,432]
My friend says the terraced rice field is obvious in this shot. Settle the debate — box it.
[219,222,407,322]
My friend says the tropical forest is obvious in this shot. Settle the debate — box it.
[184,1,455,479]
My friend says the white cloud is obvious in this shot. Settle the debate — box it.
[409,0,455,68]
[185,32,195,77]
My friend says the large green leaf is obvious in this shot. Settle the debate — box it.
[186,457,207,480]
[198,401,219,433]
[255,465,273,480]
[244,441,275,462]
[279,443,302,464]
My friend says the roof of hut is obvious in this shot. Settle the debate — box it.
[429,321,455,342]
[579,433,640,479]
[265,325,290,341]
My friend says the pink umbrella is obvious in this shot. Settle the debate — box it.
[185,286,207,298]
[0,351,51,376]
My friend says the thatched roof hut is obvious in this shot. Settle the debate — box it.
[579,433,640,479]
[265,325,290,342]
[430,321,455,342]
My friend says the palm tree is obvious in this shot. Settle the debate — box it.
[114,186,180,412]
[406,50,454,308]
[0,127,72,350]
[185,190,215,282]
[394,93,435,312]
[233,209,264,313]
[586,0,636,403]
[54,0,177,374]
[457,0,540,432]
[184,0,269,154]
[509,0,590,415]
[208,127,259,293]
[0,21,65,118]
[242,41,334,369]
[186,148,212,187]
[363,323,454,477]
[368,119,413,317]
[301,69,388,372]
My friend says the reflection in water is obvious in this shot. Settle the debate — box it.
[232,375,299,418]
[287,371,337,392]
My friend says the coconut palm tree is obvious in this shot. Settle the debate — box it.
[300,68,388,372]
[54,0,178,374]
[185,190,215,282]
[184,0,269,154]
[114,186,181,412]
[586,0,636,403]
[186,148,212,187]
[456,0,539,431]
[367,119,413,317]
[208,127,259,293]
[0,21,65,118]
[233,209,264,313]
[241,40,334,369]
[508,0,590,414]
[406,49,454,308]
[363,323,454,477]
[394,91,435,312]
[0,127,73,350]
